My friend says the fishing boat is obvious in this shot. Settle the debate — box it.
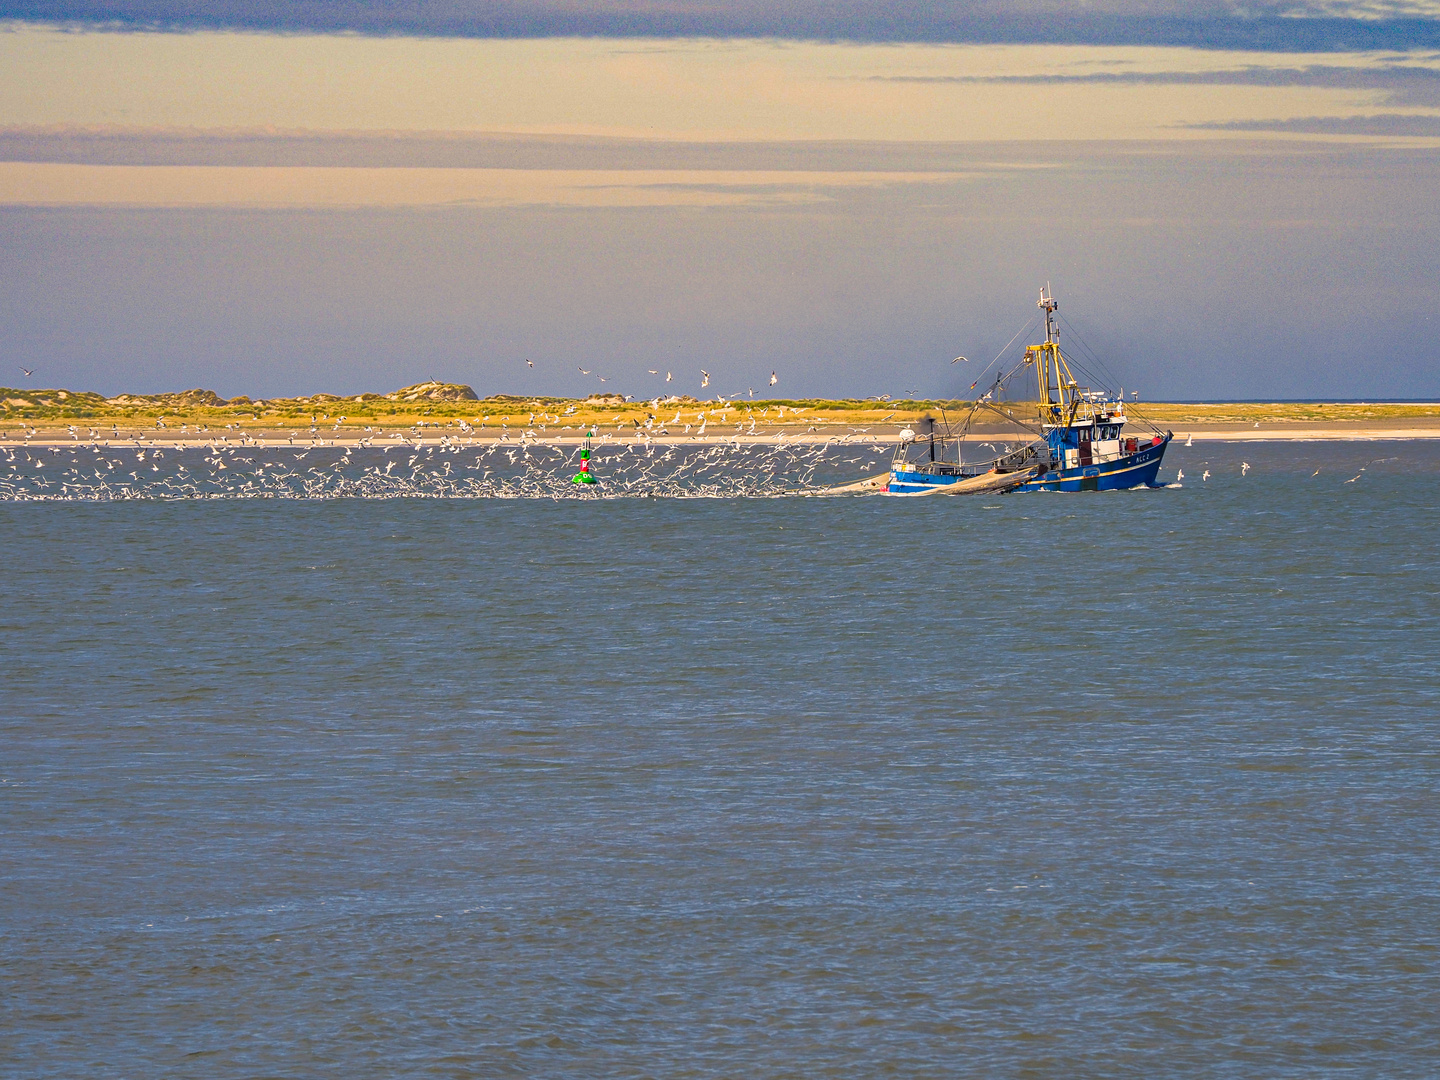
[887,287,1172,494]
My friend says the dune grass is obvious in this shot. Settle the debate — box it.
[4,383,1438,439]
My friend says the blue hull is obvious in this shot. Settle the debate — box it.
[890,435,1171,495]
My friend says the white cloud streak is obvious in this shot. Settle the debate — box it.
[0,163,987,207]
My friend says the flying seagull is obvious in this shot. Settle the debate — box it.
[700,370,710,388]
[951,356,967,364]
[770,371,778,386]
[21,367,33,377]
[578,366,591,375]
[665,372,672,382]
[647,369,658,375]
[525,358,533,367]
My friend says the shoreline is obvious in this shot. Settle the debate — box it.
[9,420,1440,449]
[1174,428,1440,442]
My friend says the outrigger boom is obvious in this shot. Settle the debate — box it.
[886,287,1173,494]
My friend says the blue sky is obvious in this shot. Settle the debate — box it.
[1,5,1438,400]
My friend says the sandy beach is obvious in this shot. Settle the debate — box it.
[1169,419,1440,442]
[9,417,1440,449]
[8,426,1440,449]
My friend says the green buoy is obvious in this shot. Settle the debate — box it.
[572,430,597,484]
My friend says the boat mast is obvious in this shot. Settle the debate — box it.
[1027,284,1076,427]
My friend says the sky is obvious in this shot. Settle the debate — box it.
[2,4,1438,401]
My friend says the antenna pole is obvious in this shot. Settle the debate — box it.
[1036,285,1062,414]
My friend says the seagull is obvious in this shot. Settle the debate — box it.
[1185,434,1193,447]
[1241,462,1251,475]
[700,370,710,388]
[578,366,591,375]
[1176,469,1184,482]
[647,369,658,375]
[1202,469,1210,481]
[20,367,33,377]
[951,356,967,364]
[770,371,778,385]
[525,359,533,367]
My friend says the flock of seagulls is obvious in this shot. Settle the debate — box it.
[0,434,890,501]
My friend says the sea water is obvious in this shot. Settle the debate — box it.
[3,441,1438,1077]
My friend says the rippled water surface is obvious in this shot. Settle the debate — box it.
[4,441,1439,1077]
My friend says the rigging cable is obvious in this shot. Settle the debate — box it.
[1054,313,1124,394]
[957,314,1039,401]
[1052,311,1164,436]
